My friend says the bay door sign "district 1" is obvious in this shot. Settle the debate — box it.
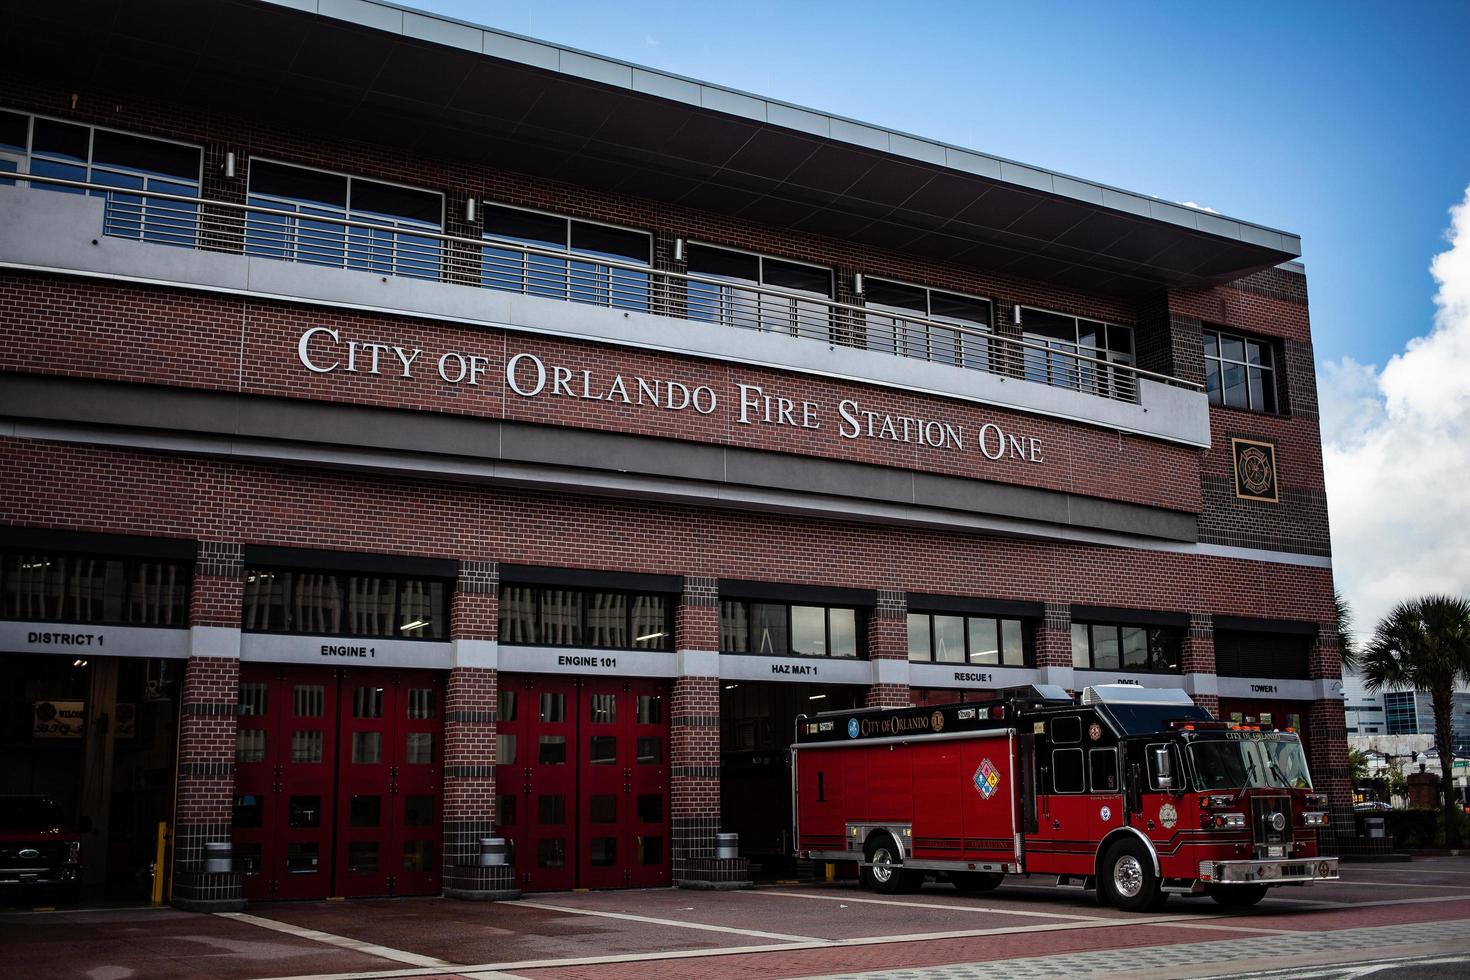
[296,327,1046,464]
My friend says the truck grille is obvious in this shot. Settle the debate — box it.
[0,841,65,866]
[1252,795,1291,849]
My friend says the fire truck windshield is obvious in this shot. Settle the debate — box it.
[1188,736,1313,791]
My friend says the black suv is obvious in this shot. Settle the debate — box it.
[0,796,83,903]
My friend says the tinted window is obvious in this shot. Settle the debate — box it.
[352,179,441,225]
[1089,749,1118,792]
[687,243,758,282]
[1051,716,1082,744]
[0,110,27,152]
[865,279,927,313]
[250,159,346,207]
[92,130,198,180]
[32,119,88,161]
[483,203,565,247]
[0,797,67,830]
[763,257,829,296]
[1053,748,1085,793]
[571,221,649,263]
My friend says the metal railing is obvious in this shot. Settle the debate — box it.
[3,173,1203,402]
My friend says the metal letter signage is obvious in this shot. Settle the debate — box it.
[293,329,1044,466]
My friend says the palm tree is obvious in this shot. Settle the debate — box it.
[1335,590,1357,673]
[1359,595,1470,846]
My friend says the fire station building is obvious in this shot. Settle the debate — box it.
[0,0,1345,910]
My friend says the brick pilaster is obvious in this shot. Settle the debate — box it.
[865,589,909,708]
[1035,602,1073,670]
[172,540,245,912]
[442,559,516,899]
[672,576,748,888]
[1306,624,1353,845]
[1184,614,1219,717]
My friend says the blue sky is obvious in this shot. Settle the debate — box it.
[416,0,1470,635]
[422,0,1470,369]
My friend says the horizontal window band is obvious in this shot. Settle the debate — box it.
[1213,616,1318,636]
[1070,605,1190,628]
[498,564,681,593]
[243,544,457,579]
[906,594,1043,618]
[0,526,196,560]
[718,579,876,606]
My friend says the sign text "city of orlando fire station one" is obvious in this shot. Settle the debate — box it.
[296,328,1045,464]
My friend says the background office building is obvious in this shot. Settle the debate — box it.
[1,0,1347,908]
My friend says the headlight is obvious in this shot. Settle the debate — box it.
[1302,811,1329,827]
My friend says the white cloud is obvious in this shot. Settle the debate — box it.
[1180,200,1219,214]
[1323,182,1470,640]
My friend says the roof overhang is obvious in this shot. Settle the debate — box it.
[4,0,1302,297]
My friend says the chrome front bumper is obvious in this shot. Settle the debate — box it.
[1203,856,1339,885]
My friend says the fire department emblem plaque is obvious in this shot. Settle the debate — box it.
[931,711,945,732]
[1088,722,1102,742]
[1231,437,1280,503]
[974,759,1001,800]
[1159,803,1178,829]
[847,718,860,739]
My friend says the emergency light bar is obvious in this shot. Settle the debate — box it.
[1080,685,1196,707]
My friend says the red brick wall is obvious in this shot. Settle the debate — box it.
[0,274,1204,516]
[0,437,1336,623]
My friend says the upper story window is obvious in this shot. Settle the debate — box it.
[685,243,833,342]
[1213,628,1309,680]
[1,549,190,627]
[907,611,1028,666]
[720,600,861,659]
[1071,621,1181,673]
[480,203,651,312]
[863,279,992,368]
[498,584,674,650]
[244,159,443,280]
[242,567,448,640]
[0,109,201,246]
[1204,329,1278,413]
[1016,307,1134,397]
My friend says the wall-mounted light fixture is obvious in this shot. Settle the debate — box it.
[673,238,685,262]
[853,273,865,295]
[465,198,477,223]
[223,151,236,179]
[1013,304,1023,324]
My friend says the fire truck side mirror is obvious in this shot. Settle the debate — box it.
[1152,746,1174,790]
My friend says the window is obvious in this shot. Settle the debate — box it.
[1204,329,1277,413]
[1213,630,1309,680]
[241,567,448,639]
[1,549,190,626]
[686,243,833,341]
[496,585,674,650]
[1384,691,1420,735]
[1071,622,1180,673]
[1017,307,1134,397]
[1052,748,1085,793]
[906,612,1028,666]
[481,203,651,311]
[720,600,862,658]
[863,279,992,368]
[0,108,201,246]
[1089,748,1119,792]
[245,159,442,280]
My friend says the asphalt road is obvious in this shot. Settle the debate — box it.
[3,858,1470,979]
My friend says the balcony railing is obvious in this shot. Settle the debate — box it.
[3,173,1202,402]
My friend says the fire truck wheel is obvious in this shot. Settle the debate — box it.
[1207,884,1269,908]
[951,872,1004,894]
[1099,840,1166,912]
[862,836,907,895]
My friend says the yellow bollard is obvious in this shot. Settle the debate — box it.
[824,861,835,882]
[150,823,168,906]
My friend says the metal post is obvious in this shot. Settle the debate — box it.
[150,823,168,905]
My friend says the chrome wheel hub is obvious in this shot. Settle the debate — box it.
[871,847,894,884]
[1113,855,1144,898]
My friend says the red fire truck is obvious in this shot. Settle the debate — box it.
[792,684,1337,911]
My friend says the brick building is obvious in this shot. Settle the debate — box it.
[0,0,1346,909]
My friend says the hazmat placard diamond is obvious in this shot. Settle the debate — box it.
[974,758,1001,799]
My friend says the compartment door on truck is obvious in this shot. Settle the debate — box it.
[957,731,1017,868]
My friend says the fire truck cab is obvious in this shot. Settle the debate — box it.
[792,684,1338,911]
